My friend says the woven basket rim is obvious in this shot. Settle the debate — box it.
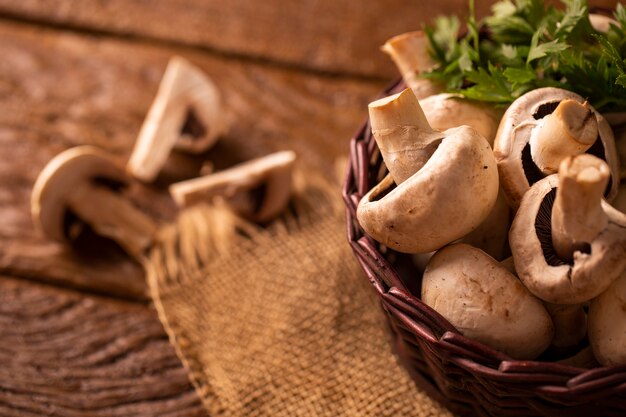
[342,78,626,406]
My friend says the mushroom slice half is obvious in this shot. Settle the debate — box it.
[32,146,157,258]
[127,56,229,182]
[494,87,619,209]
[169,151,296,223]
[422,243,554,360]
[357,122,499,254]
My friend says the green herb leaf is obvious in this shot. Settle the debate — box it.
[503,66,536,84]
[555,0,587,39]
[461,63,514,103]
[527,35,569,63]
[424,0,626,112]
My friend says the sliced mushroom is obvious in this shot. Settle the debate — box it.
[422,243,553,359]
[127,56,229,182]
[510,155,626,351]
[382,31,442,99]
[358,89,499,254]
[169,151,296,223]
[32,146,157,258]
[494,87,619,209]
[588,270,626,366]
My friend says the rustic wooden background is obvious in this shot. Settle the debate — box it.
[0,0,620,415]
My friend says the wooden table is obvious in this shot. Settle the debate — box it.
[0,1,619,415]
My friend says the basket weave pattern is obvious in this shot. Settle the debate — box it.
[342,80,626,417]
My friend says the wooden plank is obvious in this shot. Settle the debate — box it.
[0,275,207,416]
[0,1,618,78]
[0,0,516,78]
[0,19,383,299]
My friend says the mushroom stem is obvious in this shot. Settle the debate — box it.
[551,154,610,261]
[544,302,587,353]
[529,99,598,175]
[544,155,611,353]
[67,183,157,258]
[381,31,441,99]
[368,88,443,184]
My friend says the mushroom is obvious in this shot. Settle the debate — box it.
[419,94,504,146]
[169,151,296,223]
[558,346,599,369]
[32,146,157,258]
[589,13,617,33]
[368,88,443,184]
[421,243,553,359]
[459,188,511,261]
[381,31,442,99]
[588,269,626,366]
[417,93,509,259]
[494,87,619,209]
[127,56,229,182]
[510,154,626,351]
[358,88,499,254]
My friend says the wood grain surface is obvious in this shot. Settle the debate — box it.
[0,1,619,78]
[0,0,621,414]
[0,275,208,416]
[0,19,382,299]
[0,0,507,78]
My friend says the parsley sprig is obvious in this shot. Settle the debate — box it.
[423,0,626,112]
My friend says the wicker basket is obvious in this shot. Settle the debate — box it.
[342,79,626,417]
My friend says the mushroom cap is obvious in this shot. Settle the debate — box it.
[31,146,127,242]
[422,243,554,359]
[493,87,619,209]
[588,270,626,366]
[169,150,296,223]
[357,126,499,253]
[510,175,626,304]
[419,94,504,146]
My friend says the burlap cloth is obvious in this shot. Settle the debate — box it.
[146,175,453,417]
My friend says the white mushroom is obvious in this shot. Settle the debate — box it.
[417,93,509,259]
[422,243,554,359]
[169,151,296,223]
[381,31,442,99]
[368,88,443,184]
[494,87,619,209]
[32,146,157,258]
[510,155,626,351]
[127,56,229,182]
[588,270,626,366]
[529,99,598,175]
[358,88,499,254]
[589,13,617,33]
[419,94,504,146]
